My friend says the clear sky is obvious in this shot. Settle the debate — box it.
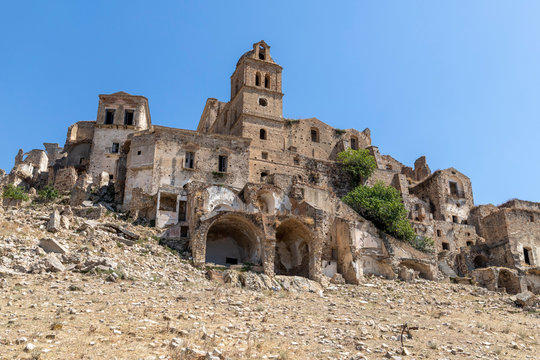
[1,1,539,205]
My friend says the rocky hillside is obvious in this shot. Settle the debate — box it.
[0,203,539,360]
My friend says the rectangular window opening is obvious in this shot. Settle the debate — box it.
[218,155,228,172]
[452,215,458,223]
[178,200,187,222]
[158,193,177,212]
[180,226,189,238]
[185,152,195,169]
[351,137,358,150]
[524,248,531,265]
[111,143,119,154]
[124,110,134,125]
[105,109,115,124]
[442,242,450,250]
[449,181,458,196]
[261,152,268,160]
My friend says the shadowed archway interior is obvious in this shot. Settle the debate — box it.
[205,215,261,266]
[274,219,313,278]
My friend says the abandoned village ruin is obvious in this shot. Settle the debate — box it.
[1,41,539,295]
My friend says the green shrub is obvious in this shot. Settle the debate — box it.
[2,184,29,201]
[342,181,433,252]
[337,148,377,185]
[411,236,435,253]
[38,185,59,201]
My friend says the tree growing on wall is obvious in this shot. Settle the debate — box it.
[337,148,377,186]
[342,181,433,252]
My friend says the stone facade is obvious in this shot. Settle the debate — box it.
[1,41,539,291]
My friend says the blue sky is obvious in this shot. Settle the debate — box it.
[1,1,539,205]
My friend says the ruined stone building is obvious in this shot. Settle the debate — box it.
[2,41,539,293]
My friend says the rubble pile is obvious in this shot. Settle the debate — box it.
[0,203,538,359]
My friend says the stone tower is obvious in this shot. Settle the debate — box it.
[229,41,284,132]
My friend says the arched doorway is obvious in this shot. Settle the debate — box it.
[205,215,261,266]
[274,219,313,278]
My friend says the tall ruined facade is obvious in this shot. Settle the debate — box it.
[3,41,539,293]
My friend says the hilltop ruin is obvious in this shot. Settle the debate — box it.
[1,41,539,295]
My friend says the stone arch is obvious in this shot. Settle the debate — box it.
[204,186,243,214]
[274,218,314,279]
[205,214,262,266]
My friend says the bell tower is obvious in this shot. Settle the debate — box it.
[229,41,283,122]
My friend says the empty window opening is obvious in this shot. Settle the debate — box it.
[466,241,473,246]
[137,150,141,156]
[461,220,468,225]
[260,129,267,139]
[310,128,319,142]
[109,174,114,180]
[331,248,338,261]
[452,215,458,223]
[415,204,421,211]
[180,226,189,238]
[442,242,450,251]
[178,200,187,222]
[255,73,261,86]
[261,170,269,180]
[386,164,393,170]
[259,98,268,107]
[218,155,228,172]
[261,152,268,160]
[473,255,488,269]
[350,136,358,150]
[105,109,115,124]
[185,151,195,169]
[449,181,459,196]
[293,157,299,165]
[530,215,535,222]
[523,247,531,265]
[436,230,441,237]
[158,193,177,212]
[124,110,134,125]
[111,142,119,154]
[258,45,265,60]
[264,74,270,89]
[466,232,470,236]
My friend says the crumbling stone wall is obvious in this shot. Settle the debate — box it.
[53,167,78,193]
